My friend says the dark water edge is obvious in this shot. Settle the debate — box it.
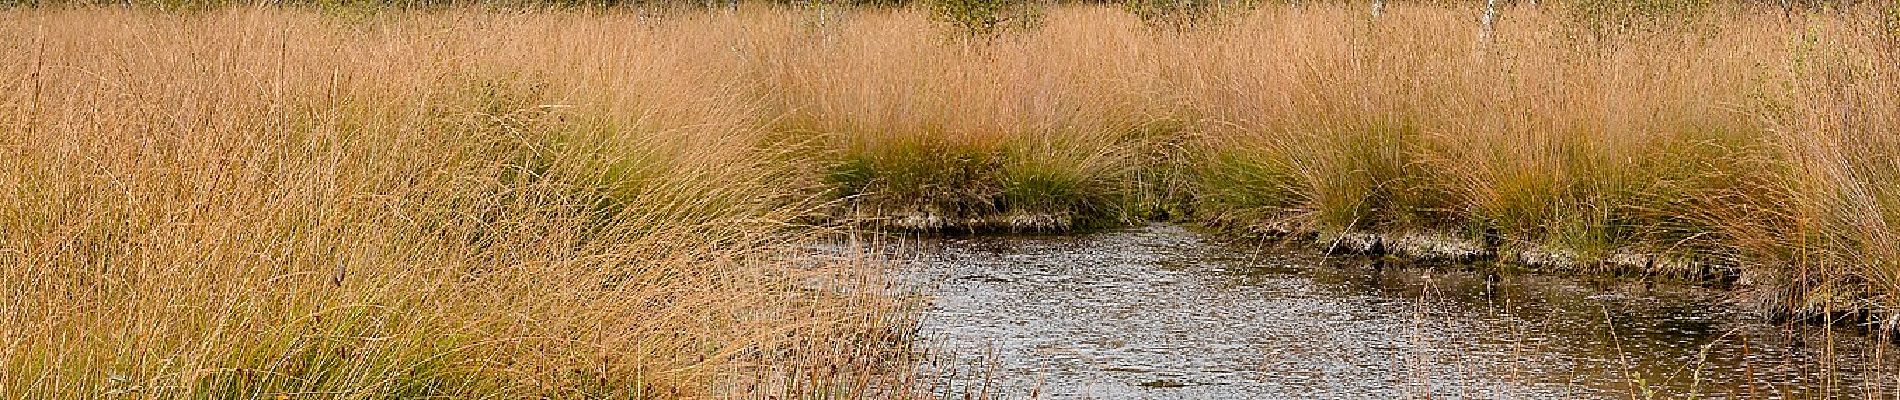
[890,224,1900,400]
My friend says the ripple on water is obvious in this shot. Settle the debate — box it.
[898,224,1900,400]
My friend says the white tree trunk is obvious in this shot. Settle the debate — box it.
[1478,0,1499,42]
[1372,0,1385,18]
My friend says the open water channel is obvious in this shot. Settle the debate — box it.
[895,224,1899,399]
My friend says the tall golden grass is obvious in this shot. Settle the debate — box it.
[755,2,1898,322]
[1167,4,1899,321]
[0,8,915,398]
[2,1,1897,397]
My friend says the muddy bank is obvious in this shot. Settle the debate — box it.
[848,205,1888,334]
[1310,230,1729,279]
[844,207,1078,232]
[895,224,1899,399]
[841,209,1716,274]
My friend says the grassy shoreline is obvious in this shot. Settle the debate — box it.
[779,3,1896,328]
[3,2,1897,397]
[793,3,1899,325]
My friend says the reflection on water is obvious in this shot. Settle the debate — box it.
[898,224,1899,399]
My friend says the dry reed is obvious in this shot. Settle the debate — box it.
[3,1,1898,397]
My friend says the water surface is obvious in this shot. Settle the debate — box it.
[898,224,1898,399]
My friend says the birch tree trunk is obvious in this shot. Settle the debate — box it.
[1479,0,1499,42]
[1372,0,1385,18]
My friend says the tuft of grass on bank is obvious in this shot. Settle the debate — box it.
[1170,2,1897,321]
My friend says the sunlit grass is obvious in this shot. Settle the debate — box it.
[2,1,1898,397]
[0,8,913,398]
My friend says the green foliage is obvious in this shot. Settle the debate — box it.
[191,309,474,398]
[1562,0,1714,40]
[1190,148,1310,230]
[1001,154,1118,222]
[825,140,1008,217]
[1121,0,1252,31]
[1311,122,1456,232]
[823,135,1136,228]
[1188,122,1456,235]
[1884,0,1900,43]
[1117,121,1198,221]
[928,0,1044,41]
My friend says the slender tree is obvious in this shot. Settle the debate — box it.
[1479,0,1498,42]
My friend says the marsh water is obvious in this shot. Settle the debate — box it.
[896,224,1899,399]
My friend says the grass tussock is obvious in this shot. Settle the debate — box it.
[763,6,1168,230]
[0,8,916,398]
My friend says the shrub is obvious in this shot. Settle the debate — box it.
[1121,0,1251,31]
[929,0,1044,41]
[1562,0,1714,41]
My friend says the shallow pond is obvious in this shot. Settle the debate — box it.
[896,224,1899,399]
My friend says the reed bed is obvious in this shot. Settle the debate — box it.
[0,8,916,398]
[2,1,1897,397]
[1166,3,1899,322]
[751,2,1898,323]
